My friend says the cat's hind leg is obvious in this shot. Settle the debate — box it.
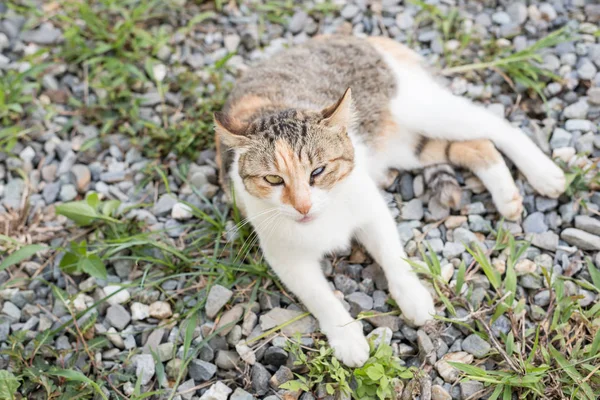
[390,66,565,199]
[418,138,524,221]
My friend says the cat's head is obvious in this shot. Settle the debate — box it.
[215,89,355,223]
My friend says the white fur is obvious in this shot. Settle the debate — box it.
[229,47,565,367]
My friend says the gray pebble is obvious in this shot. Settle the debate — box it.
[461,334,490,358]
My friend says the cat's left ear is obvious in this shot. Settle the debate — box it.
[214,112,251,148]
[320,88,352,129]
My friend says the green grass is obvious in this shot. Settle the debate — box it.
[411,1,572,101]
[409,229,600,398]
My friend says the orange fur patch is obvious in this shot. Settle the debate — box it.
[448,140,501,169]
[366,36,422,65]
[374,109,400,151]
[274,140,312,214]
[228,95,273,122]
[419,139,501,170]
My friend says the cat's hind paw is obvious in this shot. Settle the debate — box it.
[326,321,370,367]
[525,160,566,199]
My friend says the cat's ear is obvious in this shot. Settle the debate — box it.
[214,112,251,148]
[320,88,352,129]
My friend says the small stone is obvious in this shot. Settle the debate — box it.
[59,184,77,202]
[259,308,316,336]
[270,365,294,389]
[520,274,543,289]
[367,327,393,349]
[189,359,217,382]
[461,334,490,358]
[402,199,424,220]
[341,4,360,19]
[574,216,600,236]
[565,119,595,132]
[507,3,528,24]
[443,242,465,259]
[577,59,597,80]
[149,301,172,319]
[435,352,474,382]
[523,212,548,233]
[264,346,288,367]
[132,354,155,385]
[103,285,130,305]
[231,388,253,400]
[492,11,511,25]
[20,23,62,44]
[216,304,244,336]
[334,275,358,295]
[131,302,150,320]
[288,11,308,34]
[172,202,193,220]
[441,263,454,283]
[431,385,452,400]
[2,302,21,320]
[166,358,186,380]
[177,379,195,400]
[105,304,131,330]
[515,259,537,274]
[460,381,484,400]
[206,285,233,319]
[251,363,271,396]
[534,290,551,307]
[346,291,374,315]
[453,228,479,245]
[158,342,174,362]
[153,193,178,216]
[531,232,559,252]
[72,164,91,192]
[561,228,600,251]
[563,100,589,119]
[235,342,256,365]
[417,329,436,364]
[199,381,232,400]
[445,216,467,229]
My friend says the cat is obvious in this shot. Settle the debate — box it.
[213,35,565,367]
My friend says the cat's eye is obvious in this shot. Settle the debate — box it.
[311,166,325,177]
[264,175,284,185]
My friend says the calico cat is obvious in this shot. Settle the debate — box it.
[214,35,565,367]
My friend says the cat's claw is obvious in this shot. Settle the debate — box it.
[389,276,435,326]
[324,321,370,367]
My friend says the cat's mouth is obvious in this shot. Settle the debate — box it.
[297,215,315,223]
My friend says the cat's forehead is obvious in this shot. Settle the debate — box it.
[247,109,317,143]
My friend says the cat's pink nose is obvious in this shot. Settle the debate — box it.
[294,201,311,215]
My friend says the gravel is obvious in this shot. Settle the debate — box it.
[2,1,600,398]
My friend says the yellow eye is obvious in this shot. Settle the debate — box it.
[264,175,284,185]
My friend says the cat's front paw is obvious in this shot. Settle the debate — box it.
[525,158,566,199]
[389,277,435,326]
[324,321,370,367]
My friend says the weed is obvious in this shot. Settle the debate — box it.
[412,229,600,398]
[281,334,418,399]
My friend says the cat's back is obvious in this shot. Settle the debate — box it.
[224,36,399,133]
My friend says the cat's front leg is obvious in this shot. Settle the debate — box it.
[355,190,435,326]
[262,247,370,367]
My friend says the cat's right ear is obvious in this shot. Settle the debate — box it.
[214,112,251,148]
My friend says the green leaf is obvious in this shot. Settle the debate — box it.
[86,192,99,209]
[102,199,121,217]
[56,202,99,226]
[505,331,514,357]
[366,365,384,380]
[78,254,107,279]
[590,329,600,356]
[0,370,20,400]
[59,252,81,274]
[183,312,197,359]
[0,244,46,271]
[48,368,107,400]
[455,261,466,295]
[586,258,600,291]
[549,345,595,400]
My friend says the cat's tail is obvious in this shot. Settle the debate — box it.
[423,164,461,209]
